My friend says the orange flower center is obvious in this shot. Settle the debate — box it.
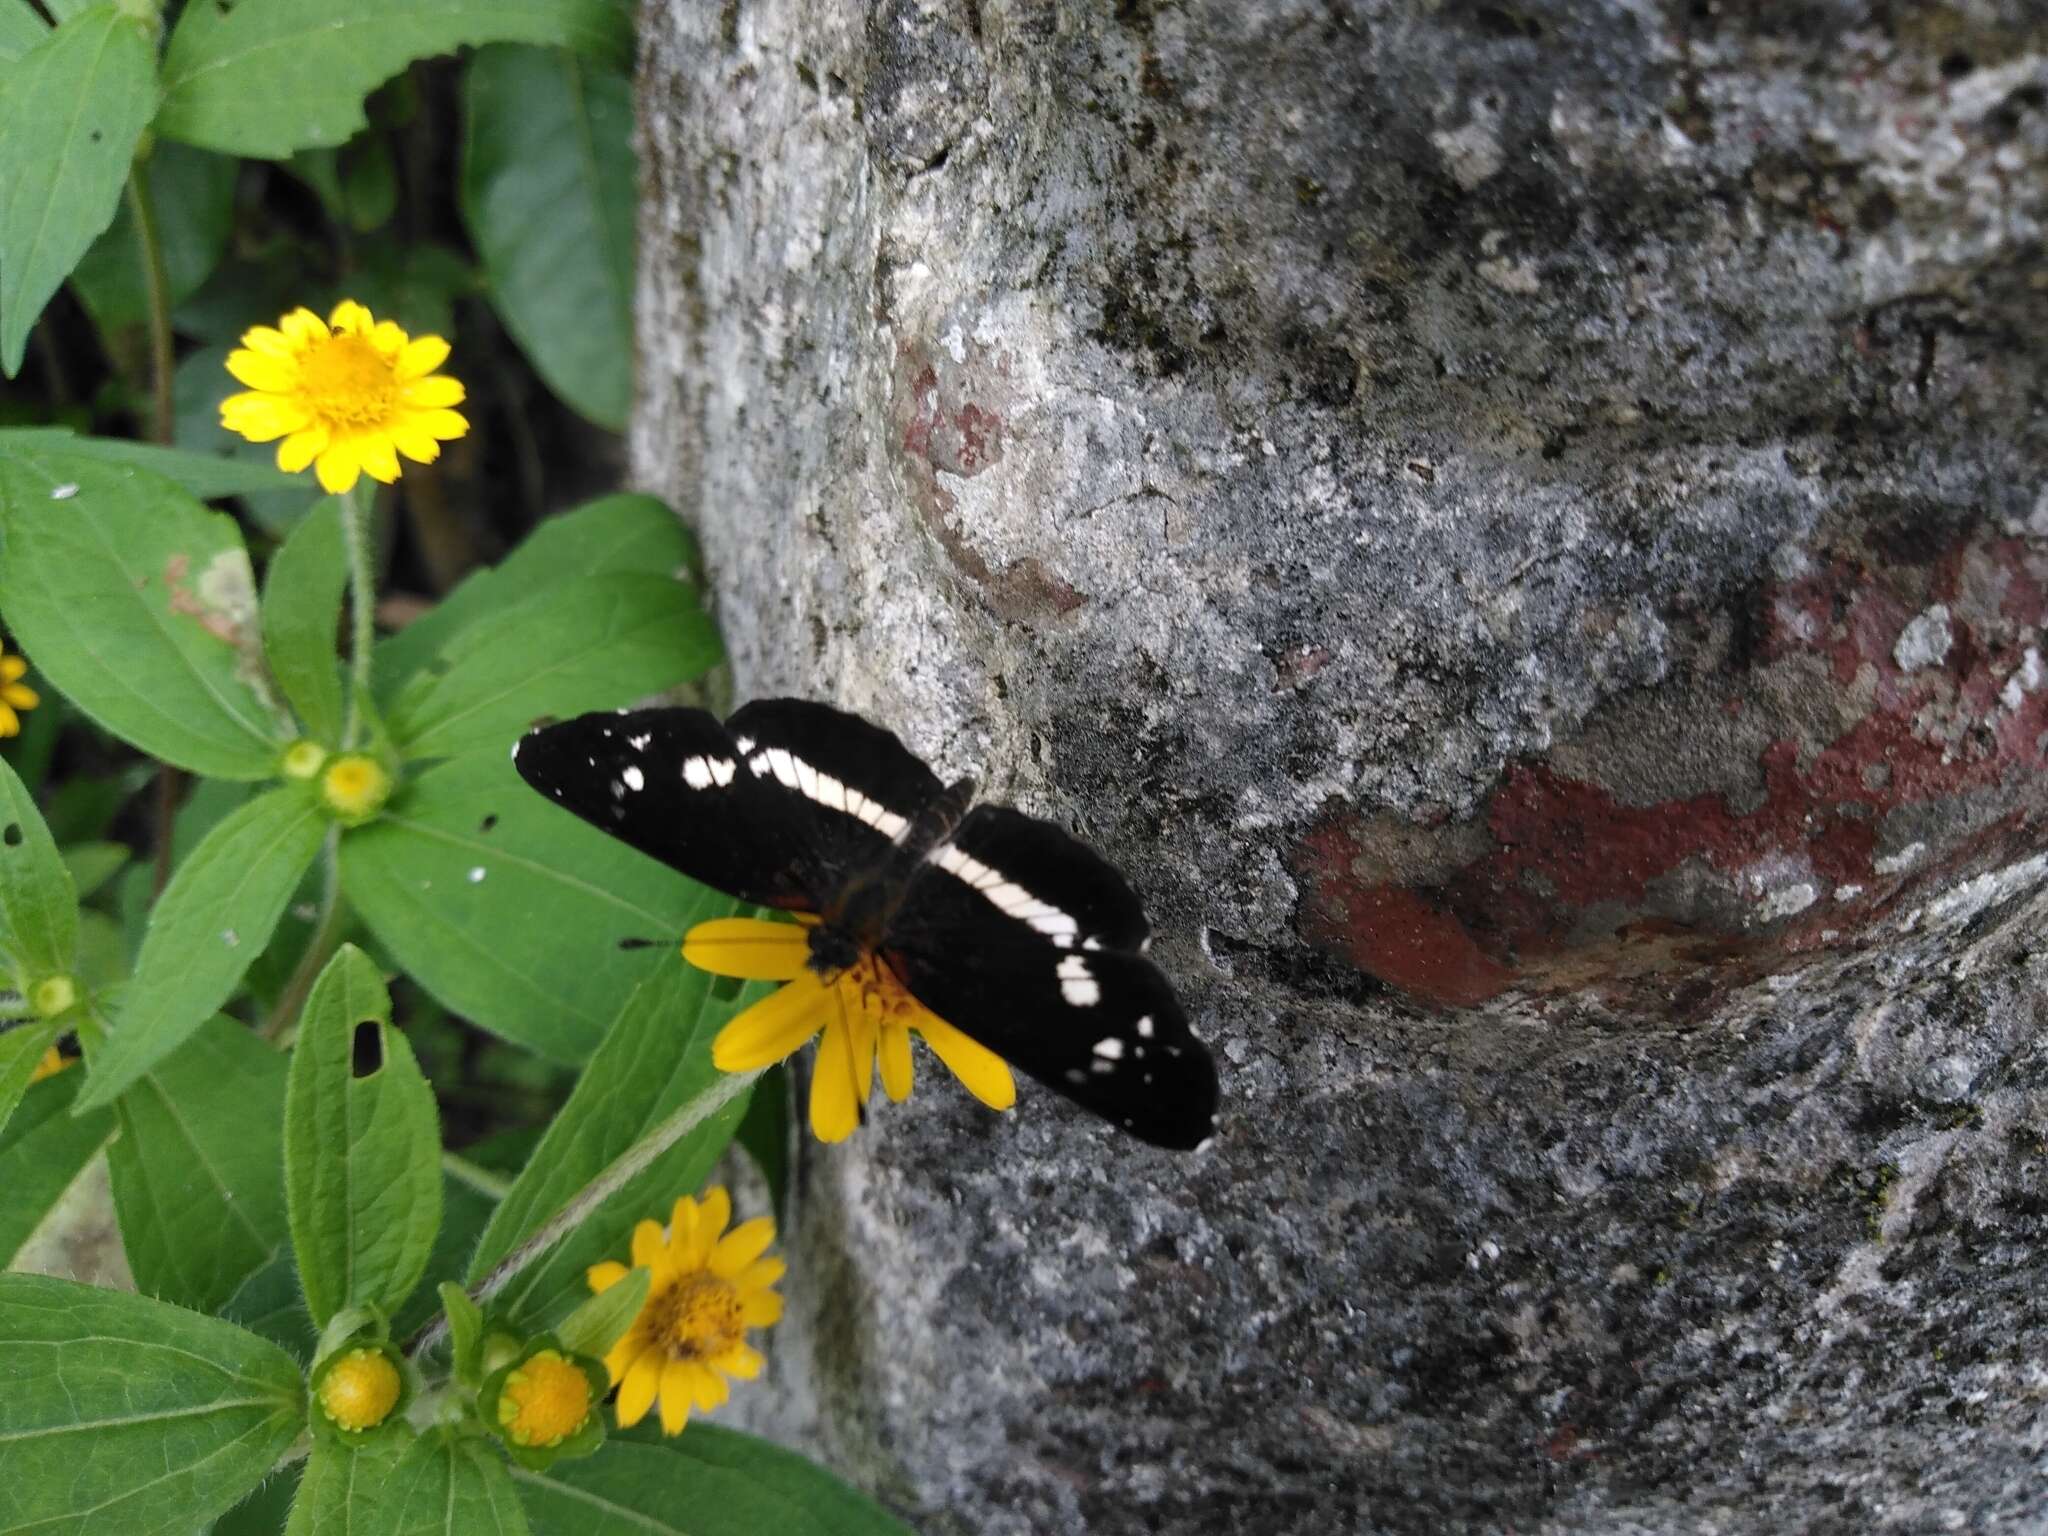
[835,953,923,1024]
[497,1350,592,1447]
[297,334,397,426]
[646,1273,745,1362]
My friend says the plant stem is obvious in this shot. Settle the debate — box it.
[406,1069,759,1357]
[341,481,377,748]
[126,165,175,447]
[259,834,345,1043]
[441,1150,513,1202]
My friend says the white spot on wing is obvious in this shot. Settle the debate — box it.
[709,757,737,786]
[622,766,645,791]
[1092,1036,1123,1060]
[930,843,1083,945]
[1136,1015,1154,1038]
[628,734,651,751]
[734,735,756,754]
[684,757,714,789]
[1058,954,1100,1007]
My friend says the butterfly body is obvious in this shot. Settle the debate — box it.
[513,699,1218,1149]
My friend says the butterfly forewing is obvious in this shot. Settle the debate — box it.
[513,702,942,912]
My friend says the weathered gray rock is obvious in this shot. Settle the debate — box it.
[631,2,2048,1530]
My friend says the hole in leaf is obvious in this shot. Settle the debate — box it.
[1,824,19,847]
[478,814,499,833]
[351,1021,383,1077]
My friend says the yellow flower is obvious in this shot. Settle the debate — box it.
[321,754,392,822]
[316,1346,402,1433]
[496,1349,594,1449]
[220,300,468,495]
[586,1187,783,1436]
[685,916,1015,1142]
[29,1045,71,1084]
[0,652,38,737]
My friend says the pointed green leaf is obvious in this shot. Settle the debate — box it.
[464,46,634,429]
[387,574,719,761]
[0,1068,114,1267]
[438,1281,486,1382]
[285,945,442,1328]
[158,0,633,158]
[105,1016,290,1313]
[342,1435,531,1536]
[374,493,695,701]
[0,1020,62,1144]
[0,6,157,376]
[262,496,349,744]
[473,954,761,1330]
[0,426,303,498]
[513,1436,916,1536]
[77,787,325,1109]
[283,1437,406,1536]
[555,1265,647,1360]
[342,752,717,1062]
[0,752,77,977]
[68,142,238,336]
[0,1274,305,1536]
[0,447,291,776]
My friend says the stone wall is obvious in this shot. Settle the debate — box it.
[631,2,2048,1530]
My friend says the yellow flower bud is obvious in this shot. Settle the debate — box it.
[321,754,392,823]
[29,974,75,1018]
[280,740,329,780]
[317,1347,402,1433]
[496,1349,594,1448]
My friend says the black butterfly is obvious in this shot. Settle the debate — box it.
[512,698,1218,1149]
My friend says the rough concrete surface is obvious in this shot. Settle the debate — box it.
[630,1,2048,1530]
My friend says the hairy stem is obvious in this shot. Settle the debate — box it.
[342,481,377,747]
[126,165,174,448]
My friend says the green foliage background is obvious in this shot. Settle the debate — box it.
[0,2,869,1532]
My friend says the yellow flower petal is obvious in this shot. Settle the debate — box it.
[238,324,296,358]
[587,1260,629,1294]
[658,1361,694,1435]
[328,299,373,333]
[225,348,298,392]
[740,1290,784,1328]
[665,1194,698,1266]
[3,684,38,712]
[221,393,310,442]
[917,1017,1017,1110]
[709,1217,776,1279]
[617,1352,662,1427]
[714,1342,766,1380]
[711,970,830,1071]
[602,1337,637,1386]
[687,1364,729,1411]
[416,407,470,440]
[277,424,330,473]
[630,1218,667,1269]
[0,704,18,738]
[397,334,451,380]
[738,1256,786,1291]
[315,437,362,494]
[809,1015,862,1143]
[683,917,810,980]
[369,319,406,355]
[390,421,441,463]
[280,307,329,344]
[400,375,465,408]
[358,434,401,484]
[0,655,23,683]
[879,1019,914,1102]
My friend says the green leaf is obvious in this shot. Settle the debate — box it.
[390,1170,496,1342]
[0,426,304,498]
[0,1,47,64]
[374,493,695,701]
[0,1020,61,1144]
[158,0,633,159]
[0,1067,114,1267]
[387,574,719,761]
[283,1437,406,1536]
[555,1265,647,1360]
[75,788,326,1109]
[514,1436,916,1536]
[438,1281,485,1381]
[734,1062,792,1217]
[342,752,718,1061]
[220,1250,317,1364]
[0,7,157,376]
[68,142,238,335]
[59,839,127,901]
[105,1016,290,1313]
[347,1435,532,1536]
[473,953,760,1329]
[0,447,291,777]
[0,751,77,977]
[464,46,634,430]
[211,1461,303,1536]
[262,496,349,743]
[0,1274,305,1536]
[285,944,443,1328]
[346,238,473,345]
